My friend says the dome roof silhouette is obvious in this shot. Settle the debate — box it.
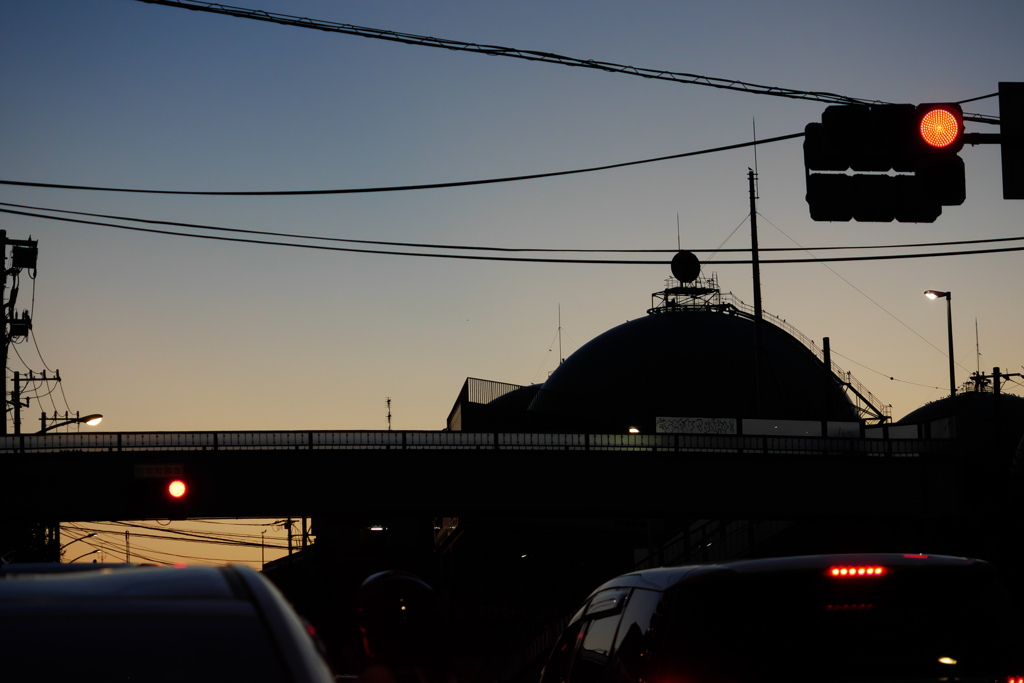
[526,305,858,432]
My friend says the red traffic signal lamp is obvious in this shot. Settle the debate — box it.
[167,479,187,499]
[804,103,966,222]
[160,478,190,519]
[918,104,964,151]
[132,473,190,519]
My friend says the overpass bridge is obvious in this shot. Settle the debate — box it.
[0,428,968,521]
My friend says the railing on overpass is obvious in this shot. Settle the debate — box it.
[0,430,954,457]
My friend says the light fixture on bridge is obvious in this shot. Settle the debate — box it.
[923,289,956,397]
[38,411,103,434]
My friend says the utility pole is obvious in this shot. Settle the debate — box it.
[10,370,62,434]
[1,230,39,436]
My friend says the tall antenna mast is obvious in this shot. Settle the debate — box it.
[385,397,392,431]
[752,118,759,177]
[558,304,563,365]
[749,169,765,416]
[975,318,981,376]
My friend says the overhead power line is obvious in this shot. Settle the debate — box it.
[6,205,1024,265]
[135,0,998,125]
[6,202,1024,255]
[0,133,802,196]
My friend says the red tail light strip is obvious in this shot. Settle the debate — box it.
[828,566,887,578]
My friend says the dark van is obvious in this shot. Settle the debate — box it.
[539,553,1023,683]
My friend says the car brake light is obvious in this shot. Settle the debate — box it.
[828,566,887,578]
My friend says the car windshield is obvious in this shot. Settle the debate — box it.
[633,564,1024,682]
[1,600,290,683]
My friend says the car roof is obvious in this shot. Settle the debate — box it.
[0,562,139,575]
[0,564,246,600]
[588,552,984,593]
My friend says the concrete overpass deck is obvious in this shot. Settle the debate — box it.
[1,430,965,520]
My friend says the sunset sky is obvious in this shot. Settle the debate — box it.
[3,0,1022,438]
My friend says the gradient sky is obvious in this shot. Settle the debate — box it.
[2,0,1022,436]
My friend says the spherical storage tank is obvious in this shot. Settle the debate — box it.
[525,305,859,433]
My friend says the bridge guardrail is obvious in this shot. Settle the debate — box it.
[0,430,955,457]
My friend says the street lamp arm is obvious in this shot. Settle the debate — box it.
[59,533,97,551]
[37,413,103,434]
[67,549,100,563]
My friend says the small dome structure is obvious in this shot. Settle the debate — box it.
[898,390,1024,460]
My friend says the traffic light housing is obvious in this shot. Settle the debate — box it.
[132,465,190,519]
[1000,82,1024,199]
[804,103,965,222]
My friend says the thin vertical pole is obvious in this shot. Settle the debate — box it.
[945,294,955,396]
[12,371,20,435]
[558,304,563,365]
[749,170,765,415]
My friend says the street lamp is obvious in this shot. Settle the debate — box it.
[38,411,103,434]
[924,290,956,397]
[59,532,97,552]
[68,549,100,563]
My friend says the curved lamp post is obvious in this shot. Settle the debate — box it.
[38,412,103,434]
[924,290,956,397]
[68,549,100,563]
[59,532,97,552]
[57,531,99,564]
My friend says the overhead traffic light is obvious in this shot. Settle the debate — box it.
[1000,82,1024,199]
[132,465,190,519]
[804,103,966,222]
[167,479,188,500]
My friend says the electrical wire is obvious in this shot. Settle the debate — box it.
[107,520,293,545]
[756,211,978,372]
[6,205,1024,265]
[11,201,1024,254]
[829,349,944,390]
[0,134,803,196]
[104,519,304,547]
[99,529,290,550]
[133,1,999,125]
[65,521,297,565]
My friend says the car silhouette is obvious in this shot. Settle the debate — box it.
[539,553,1024,683]
[0,563,336,682]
